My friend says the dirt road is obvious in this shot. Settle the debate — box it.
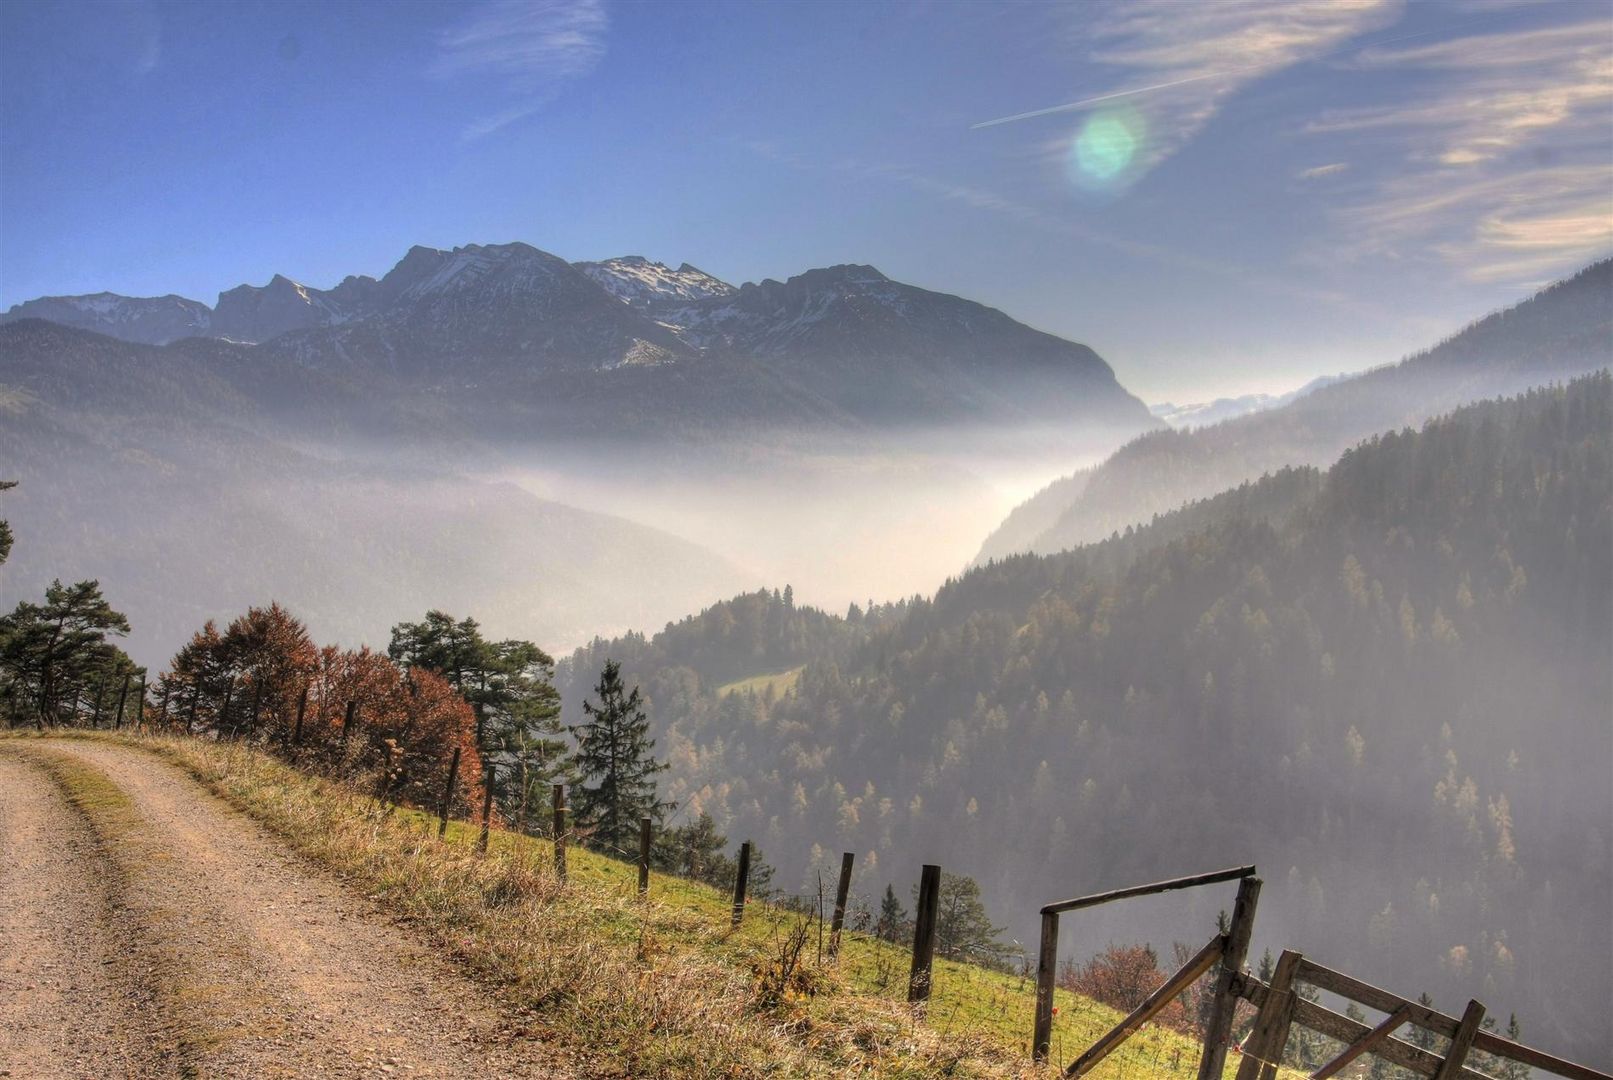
[0,738,568,1079]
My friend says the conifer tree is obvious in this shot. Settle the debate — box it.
[389,610,566,817]
[569,659,669,851]
[877,883,908,942]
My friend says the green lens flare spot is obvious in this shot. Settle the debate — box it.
[1074,113,1137,181]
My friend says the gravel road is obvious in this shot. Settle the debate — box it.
[0,738,569,1079]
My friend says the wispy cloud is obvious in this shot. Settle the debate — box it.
[1298,162,1349,179]
[978,1,1401,183]
[433,0,608,140]
[1307,16,1613,284]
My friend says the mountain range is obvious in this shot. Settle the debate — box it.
[0,239,1164,663]
[1,241,1155,437]
[977,260,1613,563]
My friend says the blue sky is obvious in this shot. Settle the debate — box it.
[1,0,1608,401]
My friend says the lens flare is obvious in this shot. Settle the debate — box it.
[1065,108,1147,195]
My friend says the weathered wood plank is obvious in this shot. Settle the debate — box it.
[1432,1001,1486,1080]
[1237,949,1303,1080]
[1312,1004,1412,1080]
[828,851,854,960]
[1032,910,1059,1062]
[1198,876,1262,1080]
[908,863,941,1006]
[1295,958,1610,1080]
[1042,865,1257,915]
[1066,933,1226,1078]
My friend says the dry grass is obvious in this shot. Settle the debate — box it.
[17,730,1247,1079]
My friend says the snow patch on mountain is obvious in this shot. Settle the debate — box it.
[577,256,736,312]
[0,292,213,345]
[1150,373,1353,429]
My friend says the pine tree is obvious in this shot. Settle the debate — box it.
[917,871,1014,964]
[877,883,908,942]
[0,480,15,567]
[0,579,132,728]
[653,812,733,886]
[390,611,566,816]
[569,659,669,851]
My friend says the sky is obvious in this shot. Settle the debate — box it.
[1,0,1609,402]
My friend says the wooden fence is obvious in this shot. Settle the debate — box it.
[1031,864,1610,1080]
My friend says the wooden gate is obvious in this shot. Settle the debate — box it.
[1031,865,1610,1080]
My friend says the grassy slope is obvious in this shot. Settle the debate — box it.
[716,666,806,698]
[14,730,1256,1080]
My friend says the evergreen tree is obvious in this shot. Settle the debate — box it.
[877,883,908,942]
[0,579,132,727]
[653,812,733,886]
[915,871,1015,964]
[0,480,15,567]
[390,610,566,817]
[569,659,669,851]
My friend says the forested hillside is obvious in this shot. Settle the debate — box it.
[562,374,1613,1065]
[978,261,1613,561]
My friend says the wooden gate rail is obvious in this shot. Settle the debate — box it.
[1032,864,1258,1064]
[1065,933,1227,1078]
[1238,958,1612,1080]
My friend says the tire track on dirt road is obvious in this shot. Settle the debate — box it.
[1,738,569,1079]
[0,751,168,1078]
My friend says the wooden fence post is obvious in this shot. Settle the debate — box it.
[552,784,567,883]
[908,863,941,1006]
[732,844,754,928]
[479,764,496,854]
[113,673,131,731]
[1197,876,1262,1080]
[342,699,358,742]
[437,746,461,839]
[731,841,752,926]
[828,851,855,959]
[1032,910,1060,1062]
[638,817,653,895]
[1236,949,1302,1080]
[1432,1001,1487,1080]
[292,686,308,745]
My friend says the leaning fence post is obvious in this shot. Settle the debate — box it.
[1432,1000,1487,1080]
[552,784,568,883]
[828,851,855,959]
[731,841,752,926]
[437,746,461,839]
[478,764,496,854]
[908,863,941,1006]
[1033,909,1060,1061]
[1196,875,1262,1080]
[113,673,131,731]
[1237,949,1302,1080]
[638,817,653,895]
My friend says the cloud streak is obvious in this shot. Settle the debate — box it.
[976,0,1402,185]
[1307,15,1613,284]
[433,0,608,140]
